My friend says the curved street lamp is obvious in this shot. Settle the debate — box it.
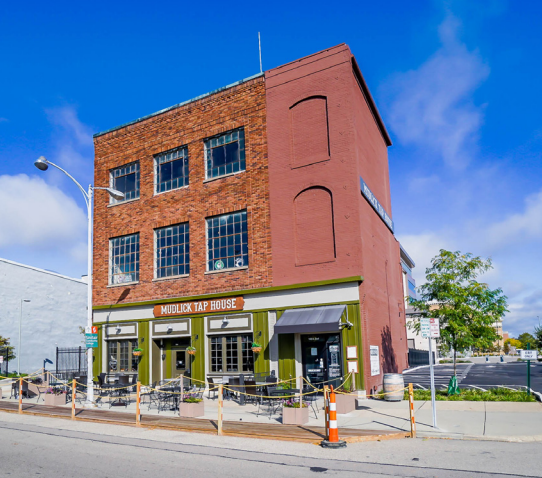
[34,156,124,406]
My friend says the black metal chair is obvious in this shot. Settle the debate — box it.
[244,380,264,407]
[207,377,218,399]
[302,386,319,419]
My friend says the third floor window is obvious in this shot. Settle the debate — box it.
[155,146,189,193]
[204,128,245,180]
[110,162,140,204]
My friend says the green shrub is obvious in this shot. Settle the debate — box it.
[403,388,535,402]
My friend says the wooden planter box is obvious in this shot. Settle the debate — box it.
[282,407,309,425]
[335,393,356,414]
[179,401,204,418]
[45,393,67,406]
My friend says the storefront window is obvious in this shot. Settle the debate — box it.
[209,334,253,373]
[108,339,138,373]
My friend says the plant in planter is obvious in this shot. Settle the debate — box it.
[132,347,143,357]
[186,346,197,356]
[44,387,67,406]
[334,387,356,414]
[179,395,204,418]
[251,342,262,353]
[282,399,309,425]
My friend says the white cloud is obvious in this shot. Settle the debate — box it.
[385,14,489,169]
[0,174,87,254]
[486,189,542,249]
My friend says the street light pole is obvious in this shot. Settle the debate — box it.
[34,156,124,407]
[18,299,31,375]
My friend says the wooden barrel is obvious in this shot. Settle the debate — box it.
[383,373,404,401]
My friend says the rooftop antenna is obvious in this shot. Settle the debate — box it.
[258,32,263,74]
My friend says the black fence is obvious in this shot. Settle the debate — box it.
[55,346,86,380]
[408,348,436,367]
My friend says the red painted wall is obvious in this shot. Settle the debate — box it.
[265,44,408,391]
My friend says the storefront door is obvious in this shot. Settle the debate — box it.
[301,334,342,388]
[172,347,188,378]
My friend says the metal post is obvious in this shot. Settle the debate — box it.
[86,185,95,407]
[428,336,437,428]
[527,343,531,395]
[71,379,76,419]
[239,374,245,406]
[179,374,184,417]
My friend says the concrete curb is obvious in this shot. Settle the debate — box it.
[417,432,542,443]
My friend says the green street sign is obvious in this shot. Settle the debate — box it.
[85,333,98,348]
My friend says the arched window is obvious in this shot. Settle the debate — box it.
[290,96,330,168]
[294,187,336,266]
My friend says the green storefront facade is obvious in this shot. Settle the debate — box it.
[93,277,364,390]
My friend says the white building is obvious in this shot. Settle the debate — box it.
[0,258,86,373]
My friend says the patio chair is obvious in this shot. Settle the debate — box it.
[244,380,264,407]
[10,379,30,399]
[144,382,160,410]
[260,385,282,418]
[302,386,319,419]
[207,377,218,399]
[265,375,278,384]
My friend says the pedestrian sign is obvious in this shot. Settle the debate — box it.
[85,333,98,348]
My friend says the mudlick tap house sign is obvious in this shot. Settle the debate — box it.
[154,297,244,317]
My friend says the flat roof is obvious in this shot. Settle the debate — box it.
[93,72,264,139]
[0,257,86,284]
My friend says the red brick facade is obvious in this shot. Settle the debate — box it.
[93,77,272,306]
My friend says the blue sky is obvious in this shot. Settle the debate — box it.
[1,0,540,337]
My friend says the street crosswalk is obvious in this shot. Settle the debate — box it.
[403,363,473,390]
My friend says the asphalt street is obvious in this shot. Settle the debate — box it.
[1,418,542,478]
[404,362,542,393]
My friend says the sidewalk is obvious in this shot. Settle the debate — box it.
[3,381,542,442]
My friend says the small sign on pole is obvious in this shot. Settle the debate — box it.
[420,318,430,338]
[0,356,4,364]
[520,350,538,361]
[430,318,440,338]
[85,334,98,348]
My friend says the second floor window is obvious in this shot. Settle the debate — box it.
[110,162,140,203]
[155,223,190,278]
[204,128,245,179]
[155,146,189,193]
[206,211,248,272]
[110,233,140,284]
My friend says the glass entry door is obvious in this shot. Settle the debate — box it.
[172,348,188,378]
[301,334,342,388]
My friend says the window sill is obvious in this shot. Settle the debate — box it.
[204,266,248,275]
[107,197,140,208]
[153,185,189,197]
[107,281,139,288]
[203,170,245,184]
[152,274,189,282]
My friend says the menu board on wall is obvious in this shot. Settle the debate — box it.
[370,345,380,376]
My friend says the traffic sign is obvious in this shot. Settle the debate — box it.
[420,318,430,338]
[430,318,440,338]
[520,350,538,360]
[0,356,3,364]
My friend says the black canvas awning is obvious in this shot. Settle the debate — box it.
[274,305,346,334]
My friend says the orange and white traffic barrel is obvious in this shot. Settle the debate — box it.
[320,385,346,448]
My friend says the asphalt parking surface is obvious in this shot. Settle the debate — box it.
[404,362,542,393]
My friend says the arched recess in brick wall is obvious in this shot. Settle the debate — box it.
[294,187,336,266]
[290,96,330,168]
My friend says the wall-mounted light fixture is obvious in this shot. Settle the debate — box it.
[161,354,166,361]
[167,325,173,334]
[222,317,229,326]
[194,334,199,340]
[115,326,121,334]
[257,331,262,338]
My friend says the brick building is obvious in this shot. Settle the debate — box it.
[92,44,408,394]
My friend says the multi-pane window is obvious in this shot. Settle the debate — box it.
[155,223,189,278]
[110,234,140,284]
[206,211,248,272]
[107,339,138,373]
[209,334,253,373]
[155,146,189,193]
[110,162,140,203]
[204,128,245,179]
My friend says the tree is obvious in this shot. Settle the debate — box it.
[518,332,536,349]
[534,326,542,350]
[504,338,522,354]
[409,250,508,376]
[0,335,16,362]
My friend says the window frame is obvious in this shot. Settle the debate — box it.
[154,145,189,195]
[204,128,246,180]
[109,161,140,204]
[205,210,248,273]
[109,233,140,286]
[107,339,139,374]
[154,222,190,280]
[208,334,253,374]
